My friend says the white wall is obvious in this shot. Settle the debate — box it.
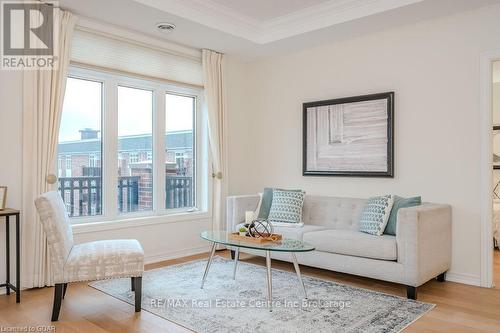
[225,4,500,284]
[0,72,210,290]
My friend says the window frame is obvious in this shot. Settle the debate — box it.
[63,65,209,226]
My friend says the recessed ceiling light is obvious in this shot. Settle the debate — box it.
[156,22,176,32]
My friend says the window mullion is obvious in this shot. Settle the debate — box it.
[104,78,119,219]
[154,88,166,212]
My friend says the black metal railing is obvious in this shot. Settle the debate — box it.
[58,176,104,217]
[118,176,140,213]
[166,176,193,209]
[58,175,193,217]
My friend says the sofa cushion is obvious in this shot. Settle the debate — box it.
[235,223,329,241]
[274,225,330,241]
[303,229,397,261]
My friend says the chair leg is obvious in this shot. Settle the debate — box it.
[406,286,417,300]
[131,277,135,291]
[230,250,236,260]
[62,283,68,299]
[51,284,64,321]
[134,277,142,312]
[436,272,446,282]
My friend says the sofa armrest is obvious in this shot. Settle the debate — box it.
[226,195,260,232]
[396,203,452,287]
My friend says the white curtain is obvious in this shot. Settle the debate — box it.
[21,9,77,288]
[202,50,227,233]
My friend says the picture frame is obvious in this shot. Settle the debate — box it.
[0,186,7,210]
[303,92,394,177]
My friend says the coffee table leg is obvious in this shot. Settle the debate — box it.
[201,242,217,289]
[232,247,239,280]
[291,253,307,299]
[266,250,273,312]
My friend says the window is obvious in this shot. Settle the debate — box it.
[166,93,195,209]
[58,77,103,217]
[57,67,205,223]
[118,86,153,213]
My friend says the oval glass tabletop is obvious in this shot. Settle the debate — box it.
[200,230,315,252]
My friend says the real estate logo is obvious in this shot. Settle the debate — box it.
[1,1,58,70]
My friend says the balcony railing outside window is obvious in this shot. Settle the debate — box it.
[58,175,194,218]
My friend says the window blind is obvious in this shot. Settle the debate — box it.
[70,28,203,87]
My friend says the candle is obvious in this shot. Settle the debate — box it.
[245,211,254,225]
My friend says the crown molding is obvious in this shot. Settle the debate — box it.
[133,0,423,44]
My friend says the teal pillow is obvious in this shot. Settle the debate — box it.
[384,196,422,235]
[257,188,303,219]
[257,188,274,219]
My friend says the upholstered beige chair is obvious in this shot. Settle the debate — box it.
[35,191,144,321]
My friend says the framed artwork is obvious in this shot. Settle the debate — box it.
[0,186,7,210]
[303,92,394,177]
[493,126,500,170]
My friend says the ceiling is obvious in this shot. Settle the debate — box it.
[132,0,426,43]
[209,0,329,22]
[58,0,500,61]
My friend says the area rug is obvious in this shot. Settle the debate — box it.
[90,256,434,333]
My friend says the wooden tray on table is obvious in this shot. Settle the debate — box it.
[229,232,282,243]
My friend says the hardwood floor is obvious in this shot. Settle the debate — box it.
[1,250,500,332]
[494,249,500,288]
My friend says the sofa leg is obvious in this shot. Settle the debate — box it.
[406,286,417,300]
[134,277,142,312]
[230,250,236,260]
[62,283,68,299]
[51,284,64,321]
[131,277,135,291]
[436,272,446,282]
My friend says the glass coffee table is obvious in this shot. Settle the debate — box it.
[200,230,315,311]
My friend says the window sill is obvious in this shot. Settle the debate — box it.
[72,210,212,235]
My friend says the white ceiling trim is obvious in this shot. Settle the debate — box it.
[132,0,423,44]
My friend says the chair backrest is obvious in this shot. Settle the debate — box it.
[35,191,74,281]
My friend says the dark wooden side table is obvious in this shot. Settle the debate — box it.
[0,209,20,303]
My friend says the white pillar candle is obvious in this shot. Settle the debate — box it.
[245,211,254,224]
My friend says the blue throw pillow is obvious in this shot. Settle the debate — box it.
[257,188,274,219]
[384,195,422,235]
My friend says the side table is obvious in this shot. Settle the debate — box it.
[0,209,20,303]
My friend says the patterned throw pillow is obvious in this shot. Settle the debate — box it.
[359,195,394,236]
[267,189,305,224]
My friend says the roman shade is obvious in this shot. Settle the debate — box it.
[71,28,203,87]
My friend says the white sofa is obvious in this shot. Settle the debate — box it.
[227,194,452,299]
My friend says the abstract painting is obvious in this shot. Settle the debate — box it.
[303,92,394,177]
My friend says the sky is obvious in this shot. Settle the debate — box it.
[59,77,194,142]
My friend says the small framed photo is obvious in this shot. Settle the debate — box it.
[0,186,7,210]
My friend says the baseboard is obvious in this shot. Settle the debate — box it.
[445,271,481,286]
[144,245,209,265]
